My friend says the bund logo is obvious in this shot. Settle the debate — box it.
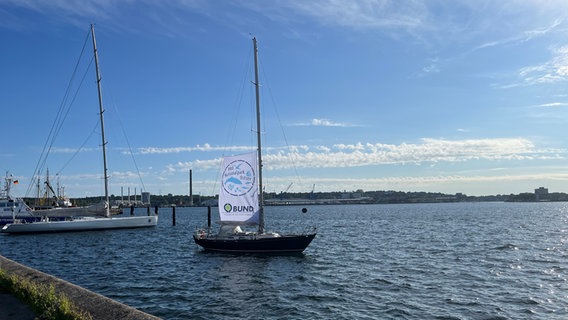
[222,159,255,197]
[223,203,254,213]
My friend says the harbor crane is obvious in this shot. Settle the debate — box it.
[281,182,293,194]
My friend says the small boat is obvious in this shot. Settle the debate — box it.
[193,38,316,253]
[0,173,37,225]
[2,25,158,234]
[0,172,103,225]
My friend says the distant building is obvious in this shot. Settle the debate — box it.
[535,187,548,201]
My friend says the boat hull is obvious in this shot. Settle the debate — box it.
[1,215,158,234]
[30,201,108,218]
[0,216,67,226]
[193,233,316,253]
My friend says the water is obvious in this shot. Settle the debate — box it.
[1,202,567,319]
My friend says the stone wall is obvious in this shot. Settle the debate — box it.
[0,255,161,320]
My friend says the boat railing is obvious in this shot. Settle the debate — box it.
[302,226,317,235]
[194,227,212,239]
[268,225,316,236]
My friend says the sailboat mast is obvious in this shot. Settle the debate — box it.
[253,37,264,234]
[91,24,110,217]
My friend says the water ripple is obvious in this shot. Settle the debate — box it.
[0,203,567,319]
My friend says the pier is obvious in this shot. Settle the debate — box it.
[0,255,160,320]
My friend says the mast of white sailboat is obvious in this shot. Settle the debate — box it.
[253,37,264,234]
[91,24,110,217]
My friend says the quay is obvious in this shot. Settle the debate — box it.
[0,255,160,320]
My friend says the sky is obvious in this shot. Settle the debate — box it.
[2,0,568,199]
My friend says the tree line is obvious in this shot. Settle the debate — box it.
[31,189,568,208]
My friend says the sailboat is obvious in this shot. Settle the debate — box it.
[1,25,158,234]
[192,38,316,253]
[0,171,104,226]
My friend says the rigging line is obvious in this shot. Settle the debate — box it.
[26,28,92,197]
[106,91,146,192]
[213,43,254,196]
[43,56,95,170]
[249,73,256,154]
[258,54,304,188]
[38,56,95,180]
[224,43,253,152]
[56,120,100,175]
[49,56,95,153]
[33,35,92,186]
[40,31,92,168]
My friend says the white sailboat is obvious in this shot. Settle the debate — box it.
[0,171,104,225]
[193,37,316,253]
[2,24,158,234]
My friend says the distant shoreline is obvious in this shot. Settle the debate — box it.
[24,189,566,208]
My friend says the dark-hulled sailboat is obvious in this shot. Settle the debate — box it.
[193,38,316,253]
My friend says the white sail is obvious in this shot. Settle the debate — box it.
[218,151,259,225]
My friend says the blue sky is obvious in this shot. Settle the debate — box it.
[2,0,568,198]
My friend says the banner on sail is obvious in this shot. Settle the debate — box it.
[218,151,259,224]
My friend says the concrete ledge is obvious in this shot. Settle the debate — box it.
[0,255,161,320]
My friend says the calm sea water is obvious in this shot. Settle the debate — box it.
[1,202,567,319]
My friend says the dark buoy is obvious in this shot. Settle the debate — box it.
[302,208,308,213]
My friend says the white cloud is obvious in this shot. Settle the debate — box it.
[136,144,253,154]
[312,118,341,126]
[536,102,568,108]
[136,144,312,155]
[172,158,223,172]
[315,146,331,152]
[421,57,440,74]
[333,142,365,151]
[50,147,95,153]
[276,0,427,30]
[164,137,559,173]
[505,44,568,87]
[291,118,360,127]
[475,18,563,51]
